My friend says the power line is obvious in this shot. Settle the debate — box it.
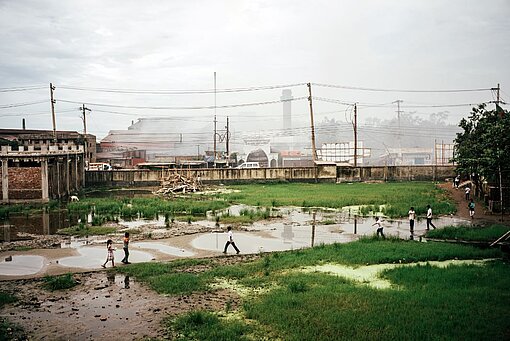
[56,97,307,110]
[56,82,307,95]
[0,99,48,109]
[312,83,493,93]
[0,85,46,93]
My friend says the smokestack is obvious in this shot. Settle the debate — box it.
[22,118,26,130]
[281,89,293,131]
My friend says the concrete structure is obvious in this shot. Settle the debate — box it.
[85,164,455,187]
[0,144,85,203]
[379,147,434,166]
[0,129,96,165]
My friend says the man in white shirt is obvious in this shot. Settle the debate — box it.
[426,205,436,230]
[408,207,416,233]
[223,226,240,254]
[465,187,471,201]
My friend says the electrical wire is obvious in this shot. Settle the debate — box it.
[312,83,493,93]
[0,99,49,109]
[56,83,307,95]
[0,85,46,93]
[56,97,307,110]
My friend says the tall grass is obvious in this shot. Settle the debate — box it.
[221,182,455,217]
[426,224,510,242]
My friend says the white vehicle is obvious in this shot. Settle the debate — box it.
[236,162,260,169]
[87,163,112,171]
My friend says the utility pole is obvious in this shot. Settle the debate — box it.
[213,72,217,163]
[393,100,403,163]
[81,104,91,135]
[225,116,229,161]
[197,144,200,160]
[307,83,317,162]
[213,115,217,161]
[81,104,91,165]
[353,103,358,167]
[50,83,56,142]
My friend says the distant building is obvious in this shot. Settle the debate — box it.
[379,148,433,166]
[317,141,370,165]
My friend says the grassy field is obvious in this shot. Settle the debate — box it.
[221,182,455,217]
[426,224,510,242]
[117,239,508,340]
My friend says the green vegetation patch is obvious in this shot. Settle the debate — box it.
[42,273,78,291]
[245,261,510,340]
[57,225,117,237]
[167,311,252,341]
[0,291,17,308]
[426,224,510,242]
[221,182,455,217]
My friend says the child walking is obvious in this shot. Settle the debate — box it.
[102,239,115,268]
[121,232,130,264]
[372,217,385,238]
[468,199,475,219]
[223,226,240,254]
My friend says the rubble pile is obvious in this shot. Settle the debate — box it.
[154,171,202,196]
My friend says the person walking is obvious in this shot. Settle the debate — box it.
[454,175,460,188]
[372,217,385,238]
[426,205,436,230]
[408,207,416,233]
[465,186,471,201]
[102,239,115,268]
[121,232,130,264]
[223,226,240,254]
[468,199,475,219]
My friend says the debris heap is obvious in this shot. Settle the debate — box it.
[155,171,202,196]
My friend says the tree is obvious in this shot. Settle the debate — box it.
[454,103,510,197]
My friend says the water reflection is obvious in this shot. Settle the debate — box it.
[124,275,130,289]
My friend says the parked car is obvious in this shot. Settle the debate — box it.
[236,162,260,169]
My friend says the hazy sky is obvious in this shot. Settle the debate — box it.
[1,0,509,142]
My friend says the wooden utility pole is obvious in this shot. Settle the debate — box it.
[213,115,217,161]
[213,72,217,163]
[81,104,91,165]
[307,83,317,161]
[353,103,358,167]
[226,116,230,160]
[499,165,504,222]
[81,104,91,135]
[50,83,56,142]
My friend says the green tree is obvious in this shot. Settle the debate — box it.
[454,103,510,194]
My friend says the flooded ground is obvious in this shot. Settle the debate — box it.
[0,202,471,277]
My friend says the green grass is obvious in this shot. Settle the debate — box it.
[120,239,506,340]
[0,291,16,308]
[167,311,252,341]
[245,261,510,340]
[426,224,510,242]
[221,182,455,218]
[57,225,117,236]
[42,273,78,291]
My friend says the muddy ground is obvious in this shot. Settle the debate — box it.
[1,182,507,340]
[0,254,261,340]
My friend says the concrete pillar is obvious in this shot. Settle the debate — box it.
[41,159,49,201]
[42,210,50,235]
[1,159,8,202]
[74,157,78,191]
[66,156,70,195]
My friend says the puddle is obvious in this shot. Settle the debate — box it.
[57,247,153,269]
[0,255,46,276]
[192,231,311,253]
[303,259,491,289]
[132,242,194,257]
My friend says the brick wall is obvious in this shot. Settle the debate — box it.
[7,167,42,199]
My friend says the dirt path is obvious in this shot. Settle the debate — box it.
[438,182,508,225]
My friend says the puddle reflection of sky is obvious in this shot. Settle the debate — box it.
[0,255,45,276]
